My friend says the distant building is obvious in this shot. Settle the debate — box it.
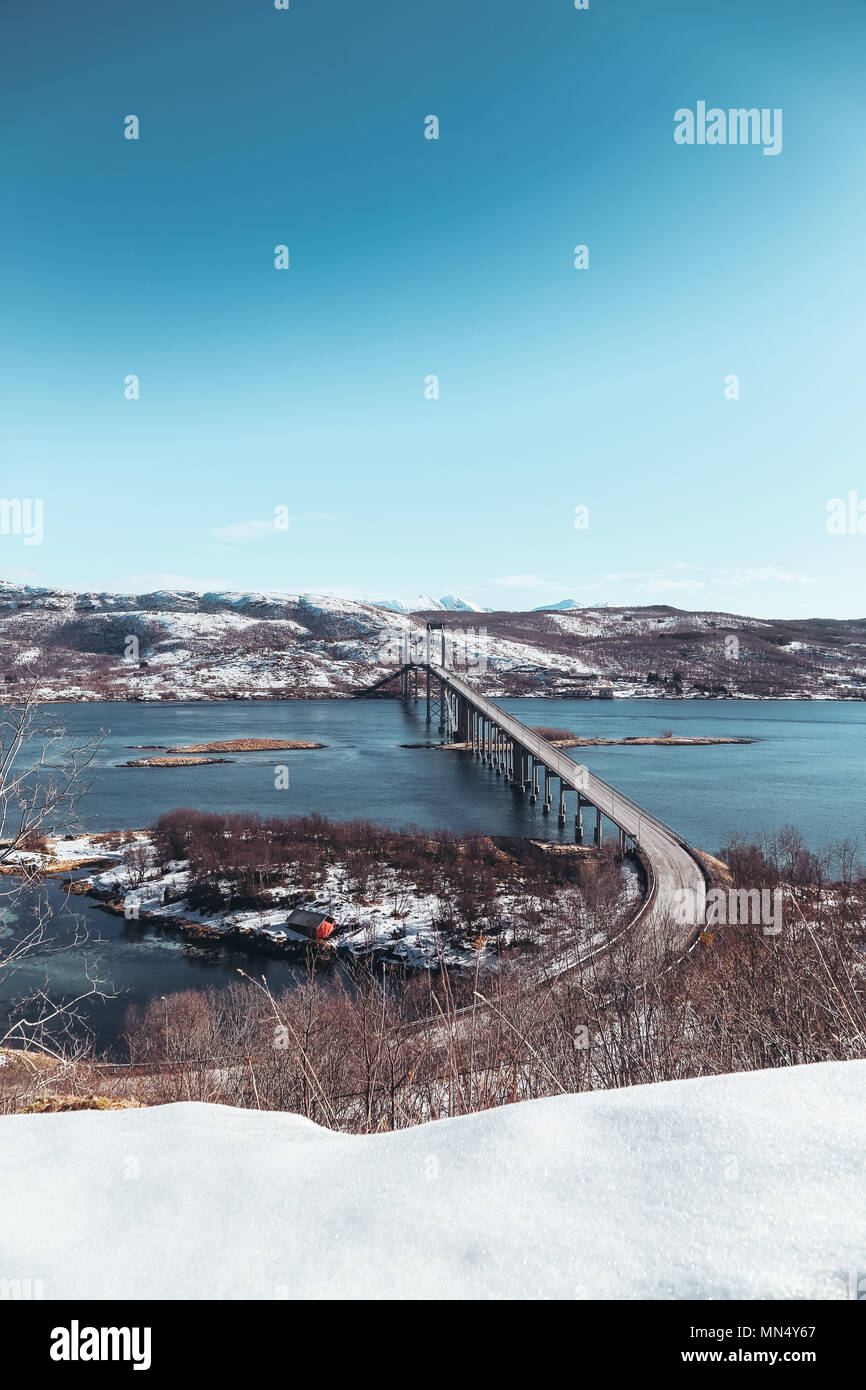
[286,908,335,941]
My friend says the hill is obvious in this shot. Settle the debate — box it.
[1,582,864,701]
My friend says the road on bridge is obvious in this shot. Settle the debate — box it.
[427,663,707,961]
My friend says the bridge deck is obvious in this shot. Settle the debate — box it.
[426,663,706,948]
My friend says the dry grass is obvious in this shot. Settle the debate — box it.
[167,739,325,753]
[18,1094,141,1113]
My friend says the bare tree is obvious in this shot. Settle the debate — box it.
[0,681,108,1058]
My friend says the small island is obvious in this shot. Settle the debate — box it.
[531,726,753,748]
[165,738,326,753]
[555,735,754,747]
[122,756,236,767]
[429,726,754,751]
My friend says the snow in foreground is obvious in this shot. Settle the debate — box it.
[2,1061,864,1300]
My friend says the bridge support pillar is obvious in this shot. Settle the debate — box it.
[575,794,584,843]
[558,783,567,826]
[457,697,469,745]
[425,667,431,724]
[617,827,626,856]
[495,727,502,774]
[543,767,551,812]
[437,677,445,735]
[530,759,539,803]
[594,805,602,847]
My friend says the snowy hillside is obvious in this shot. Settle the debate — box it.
[0,582,864,701]
[2,1060,863,1299]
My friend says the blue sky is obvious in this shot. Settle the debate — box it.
[1,0,864,616]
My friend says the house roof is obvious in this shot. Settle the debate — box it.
[287,908,333,928]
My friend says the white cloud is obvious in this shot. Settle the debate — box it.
[0,566,40,582]
[718,566,816,587]
[210,513,337,544]
[492,574,557,590]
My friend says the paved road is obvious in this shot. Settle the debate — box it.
[428,664,707,956]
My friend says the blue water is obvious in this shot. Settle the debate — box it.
[33,696,866,853]
[4,696,863,1049]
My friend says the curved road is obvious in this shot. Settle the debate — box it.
[428,664,707,959]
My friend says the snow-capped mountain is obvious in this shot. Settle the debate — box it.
[533,599,581,612]
[374,594,488,614]
[0,582,863,701]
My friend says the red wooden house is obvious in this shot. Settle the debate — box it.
[287,908,335,941]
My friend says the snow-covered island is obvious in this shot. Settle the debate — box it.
[36,819,639,972]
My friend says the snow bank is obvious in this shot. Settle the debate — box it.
[1,1061,864,1299]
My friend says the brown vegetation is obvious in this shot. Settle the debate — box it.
[166,738,325,753]
[3,826,863,1130]
[530,725,577,742]
[144,808,618,924]
[122,756,235,767]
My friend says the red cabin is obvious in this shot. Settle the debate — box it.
[287,908,335,941]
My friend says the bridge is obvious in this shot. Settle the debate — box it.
[359,658,707,955]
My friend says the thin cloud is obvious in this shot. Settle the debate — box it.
[492,574,559,590]
[210,513,337,544]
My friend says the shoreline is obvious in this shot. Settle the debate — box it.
[25,829,617,973]
[14,691,866,706]
[422,734,755,751]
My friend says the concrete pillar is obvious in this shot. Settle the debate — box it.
[558,782,567,826]
[458,697,469,744]
[543,767,551,812]
[594,805,602,847]
[575,793,584,844]
[517,747,527,793]
[617,827,626,856]
[530,758,538,803]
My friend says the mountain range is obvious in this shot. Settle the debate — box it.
[0,582,864,702]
